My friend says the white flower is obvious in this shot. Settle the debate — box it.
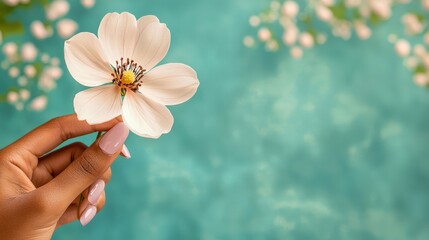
[65,12,199,138]
[20,89,30,101]
[354,21,371,40]
[81,0,95,8]
[299,32,314,48]
[243,36,255,47]
[8,67,19,78]
[30,96,48,111]
[316,5,333,22]
[395,39,410,57]
[258,28,271,42]
[21,42,38,62]
[414,73,428,86]
[7,91,19,104]
[370,0,391,19]
[46,0,70,20]
[282,1,299,18]
[3,0,19,6]
[290,46,303,59]
[249,16,260,27]
[2,42,17,59]
[402,13,423,36]
[31,21,52,40]
[282,26,299,45]
[57,19,78,38]
[423,0,429,10]
[24,65,36,78]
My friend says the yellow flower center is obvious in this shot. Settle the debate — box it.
[111,58,146,93]
[121,70,135,84]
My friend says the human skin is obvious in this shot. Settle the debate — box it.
[0,114,129,240]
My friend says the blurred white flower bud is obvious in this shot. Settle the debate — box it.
[31,21,52,40]
[370,0,391,19]
[258,28,271,42]
[15,102,24,111]
[21,42,38,62]
[282,1,299,18]
[249,16,260,27]
[402,14,423,35]
[57,19,78,38]
[346,0,361,8]
[423,0,429,10]
[46,0,70,20]
[24,65,37,78]
[414,73,428,86]
[265,39,279,52]
[30,96,48,111]
[19,89,30,101]
[8,67,19,78]
[243,36,255,47]
[320,0,334,6]
[355,21,371,40]
[316,6,333,22]
[3,0,19,6]
[290,46,303,59]
[18,76,28,86]
[299,32,314,48]
[7,91,19,104]
[2,42,17,59]
[414,44,426,58]
[51,57,60,66]
[46,66,63,79]
[81,0,95,8]
[395,39,410,57]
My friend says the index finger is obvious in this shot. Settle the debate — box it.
[9,114,122,157]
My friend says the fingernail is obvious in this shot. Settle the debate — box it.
[121,144,131,159]
[80,205,97,227]
[99,122,129,155]
[88,179,105,205]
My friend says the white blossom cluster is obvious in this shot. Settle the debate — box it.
[244,0,408,57]
[245,0,429,87]
[391,2,429,87]
[1,41,62,111]
[0,0,96,111]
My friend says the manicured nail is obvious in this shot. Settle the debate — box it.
[121,144,131,159]
[80,205,97,227]
[99,122,129,155]
[88,179,105,205]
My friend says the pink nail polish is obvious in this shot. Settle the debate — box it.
[88,179,105,205]
[99,122,129,155]
[121,144,131,159]
[80,205,97,227]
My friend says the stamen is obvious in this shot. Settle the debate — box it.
[111,57,146,93]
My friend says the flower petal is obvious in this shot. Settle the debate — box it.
[139,63,199,105]
[132,21,170,71]
[137,15,159,33]
[64,32,112,87]
[122,91,173,138]
[74,85,122,124]
[98,12,137,63]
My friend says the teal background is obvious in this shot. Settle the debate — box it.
[1,0,429,239]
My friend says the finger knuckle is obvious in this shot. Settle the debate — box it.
[77,151,103,178]
[71,142,87,151]
[46,117,69,141]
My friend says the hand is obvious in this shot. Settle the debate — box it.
[0,114,129,240]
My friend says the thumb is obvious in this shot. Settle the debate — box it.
[40,122,129,209]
